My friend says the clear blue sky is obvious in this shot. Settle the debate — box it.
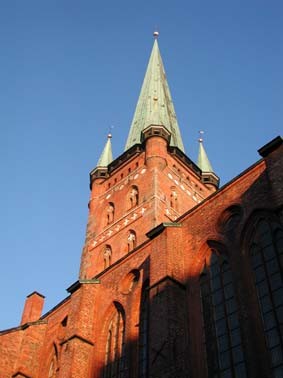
[0,1,282,329]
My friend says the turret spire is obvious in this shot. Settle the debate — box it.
[197,131,214,173]
[124,34,185,152]
[97,133,113,167]
[197,131,220,190]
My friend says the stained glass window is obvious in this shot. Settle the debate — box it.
[200,251,247,378]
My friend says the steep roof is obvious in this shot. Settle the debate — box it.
[97,133,113,167]
[197,138,214,173]
[124,37,185,152]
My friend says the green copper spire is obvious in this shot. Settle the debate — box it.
[125,34,185,152]
[97,133,113,167]
[197,132,214,172]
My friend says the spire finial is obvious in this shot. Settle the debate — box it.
[96,130,113,167]
[108,125,114,138]
[153,31,159,39]
[198,130,204,143]
[197,131,214,173]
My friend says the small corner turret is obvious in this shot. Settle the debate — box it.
[197,131,219,191]
[90,133,113,188]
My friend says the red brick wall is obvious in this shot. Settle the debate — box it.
[0,139,281,377]
[80,135,213,279]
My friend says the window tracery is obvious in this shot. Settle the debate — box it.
[249,216,283,377]
[103,303,126,378]
[200,250,247,378]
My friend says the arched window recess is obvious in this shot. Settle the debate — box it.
[200,247,248,378]
[246,214,283,376]
[103,302,126,378]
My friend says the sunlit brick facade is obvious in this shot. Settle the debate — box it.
[1,37,282,378]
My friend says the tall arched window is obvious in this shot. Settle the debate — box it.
[249,216,283,376]
[103,303,126,378]
[138,280,149,378]
[200,251,247,378]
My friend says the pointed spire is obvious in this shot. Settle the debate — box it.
[124,33,185,152]
[97,133,113,167]
[90,133,113,186]
[197,132,214,172]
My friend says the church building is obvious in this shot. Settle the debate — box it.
[0,34,282,378]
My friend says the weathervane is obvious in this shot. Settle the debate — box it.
[198,130,204,143]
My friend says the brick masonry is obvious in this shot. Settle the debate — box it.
[0,134,282,378]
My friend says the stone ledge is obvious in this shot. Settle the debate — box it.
[67,278,100,294]
[146,222,182,240]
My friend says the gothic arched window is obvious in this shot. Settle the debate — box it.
[249,216,283,376]
[103,303,126,378]
[138,280,149,378]
[200,251,247,378]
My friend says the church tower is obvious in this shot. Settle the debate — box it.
[1,32,282,378]
[80,33,219,280]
